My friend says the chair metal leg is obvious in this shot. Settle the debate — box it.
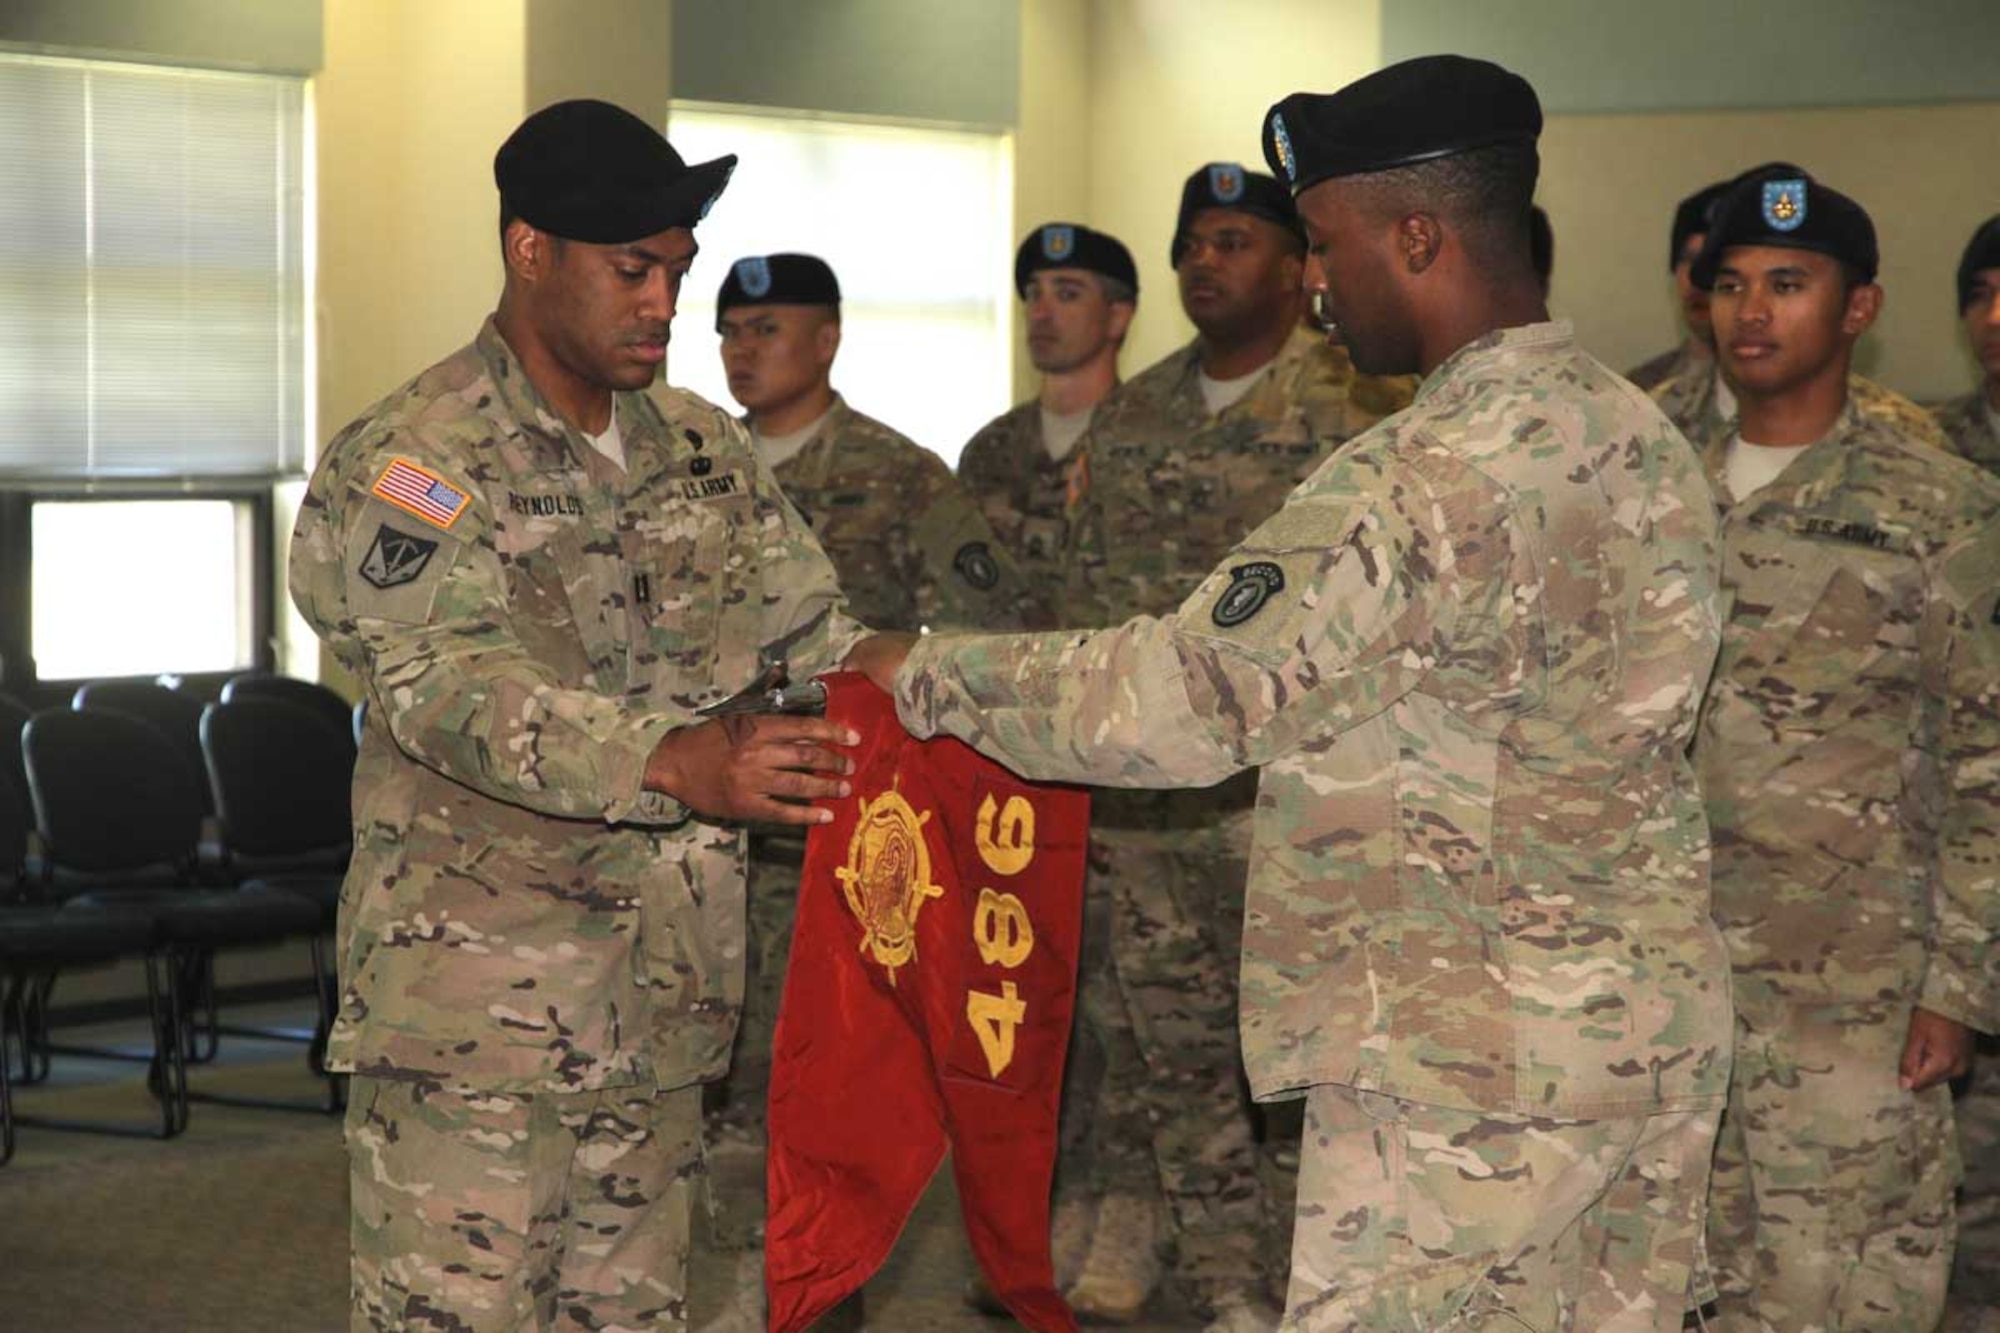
[11,949,187,1144]
[0,975,16,1166]
[181,934,343,1116]
[19,972,54,1084]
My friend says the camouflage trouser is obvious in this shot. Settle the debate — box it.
[1052,838,1153,1202]
[1707,1002,1959,1332]
[1096,801,1283,1310]
[707,832,806,1249]
[1951,1035,2000,1301]
[346,1075,703,1332]
[1285,1086,1719,1331]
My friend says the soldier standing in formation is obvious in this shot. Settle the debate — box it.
[290,101,864,1332]
[850,53,1734,1333]
[1935,215,2000,465]
[705,249,1026,1328]
[1686,167,2000,1331]
[956,220,1142,1312]
[959,223,1138,628]
[1942,211,2000,1307]
[1647,166,1949,453]
[1628,175,1730,391]
[1039,160,1413,1328]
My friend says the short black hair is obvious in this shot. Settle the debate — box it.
[1529,205,1554,288]
[1344,141,1541,273]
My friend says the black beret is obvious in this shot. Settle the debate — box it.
[1014,223,1139,298]
[1690,167,1878,290]
[1261,55,1541,195]
[495,99,735,244]
[1669,180,1731,271]
[1957,215,2000,312]
[715,253,841,319]
[1170,163,1300,267]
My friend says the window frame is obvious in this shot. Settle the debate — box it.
[0,486,277,706]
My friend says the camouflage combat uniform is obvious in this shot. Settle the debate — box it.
[895,319,1732,1332]
[1058,324,1413,1311]
[1690,398,2000,1332]
[719,393,1027,1250]
[1936,391,2000,471]
[1939,390,2000,1312]
[1626,338,1707,394]
[290,318,862,1332]
[958,400,1079,629]
[1653,361,1949,452]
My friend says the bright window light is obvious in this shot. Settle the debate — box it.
[665,103,1013,467]
[32,499,254,680]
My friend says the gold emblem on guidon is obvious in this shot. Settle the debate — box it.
[835,789,946,985]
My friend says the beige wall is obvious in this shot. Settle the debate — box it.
[1082,0,1381,373]
[1010,0,1093,402]
[316,0,527,443]
[1540,101,2000,404]
[526,0,672,123]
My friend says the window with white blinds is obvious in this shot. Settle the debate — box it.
[0,52,307,480]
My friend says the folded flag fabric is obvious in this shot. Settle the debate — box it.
[765,672,1088,1333]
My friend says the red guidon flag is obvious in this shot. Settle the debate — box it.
[764,673,1087,1333]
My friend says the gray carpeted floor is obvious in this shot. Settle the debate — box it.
[0,1019,1203,1331]
[8,1014,2000,1332]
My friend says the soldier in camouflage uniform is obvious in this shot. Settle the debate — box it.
[1934,215,2000,468]
[849,56,1733,1332]
[1684,168,2000,1332]
[1627,175,1730,392]
[1051,161,1413,1326]
[956,222,1140,1309]
[289,102,866,1332]
[959,223,1139,629]
[707,250,1025,1325]
[1940,213,2000,1317]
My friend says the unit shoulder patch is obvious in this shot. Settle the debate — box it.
[953,540,1001,591]
[1211,560,1287,628]
[359,523,440,590]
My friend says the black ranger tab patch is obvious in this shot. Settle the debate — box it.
[1799,517,1891,550]
[954,541,1000,591]
[359,524,440,590]
[1212,561,1286,628]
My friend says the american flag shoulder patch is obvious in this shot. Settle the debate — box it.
[371,457,472,531]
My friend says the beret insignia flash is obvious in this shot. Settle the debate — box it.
[1041,224,1075,261]
[735,255,773,299]
[1270,113,1297,183]
[1762,179,1807,232]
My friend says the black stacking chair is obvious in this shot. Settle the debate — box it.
[0,763,168,1160]
[0,693,28,817]
[71,679,215,817]
[21,707,327,1126]
[202,695,350,1102]
[73,679,235,1056]
[220,674,358,761]
[0,693,28,897]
